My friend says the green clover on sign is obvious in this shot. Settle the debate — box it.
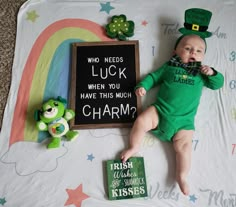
[106,14,135,40]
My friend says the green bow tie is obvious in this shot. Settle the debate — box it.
[168,55,201,76]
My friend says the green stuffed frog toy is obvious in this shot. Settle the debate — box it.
[34,96,79,149]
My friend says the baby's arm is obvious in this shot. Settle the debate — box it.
[200,65,224,89]
[135,87,146,97]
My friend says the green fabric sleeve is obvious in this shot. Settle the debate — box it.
[135,63,167,91]
[203,68,224,90]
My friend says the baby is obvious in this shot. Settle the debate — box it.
[121,9,224,195]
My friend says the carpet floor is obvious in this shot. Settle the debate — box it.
[0,0,27,128]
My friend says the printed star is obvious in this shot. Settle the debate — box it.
[0,197,6,205]
[26,10,39,22]
[65,184,89,207]
[87,153,95,161]
[142,20,148,26]
[100,2,115,14]
[189,194,197,203]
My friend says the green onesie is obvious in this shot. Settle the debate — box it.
[136,61,224,142]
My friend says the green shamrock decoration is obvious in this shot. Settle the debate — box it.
[106,14,135,40]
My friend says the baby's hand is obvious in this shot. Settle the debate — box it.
[135,87,146,97]
[200,65,215,76]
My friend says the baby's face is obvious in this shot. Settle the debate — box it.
[174,35,206,63]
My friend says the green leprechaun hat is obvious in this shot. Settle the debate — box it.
[179,8,212,38]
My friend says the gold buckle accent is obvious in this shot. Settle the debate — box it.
[192,24,199,31]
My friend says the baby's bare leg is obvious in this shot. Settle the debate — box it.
[121,106,158,162]
[173,130,193,195]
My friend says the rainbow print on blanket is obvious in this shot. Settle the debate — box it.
[9,19,111,146]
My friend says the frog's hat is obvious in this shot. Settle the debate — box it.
[179,8,212,38]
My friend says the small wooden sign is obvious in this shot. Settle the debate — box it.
[70,41,140,129]
[106,157,148,200]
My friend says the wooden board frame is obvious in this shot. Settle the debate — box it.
[70,40,141,129]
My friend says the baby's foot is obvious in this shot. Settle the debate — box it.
[177,177,190,195]
[121,148,139,163]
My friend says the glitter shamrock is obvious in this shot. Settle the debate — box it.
[106,14,135,40]
[111,179,121,189]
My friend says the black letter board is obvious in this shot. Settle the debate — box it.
[70,41,140,129]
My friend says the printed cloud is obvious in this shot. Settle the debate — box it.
[0,141,68,176]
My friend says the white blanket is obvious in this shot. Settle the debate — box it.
[0,0,236,206]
